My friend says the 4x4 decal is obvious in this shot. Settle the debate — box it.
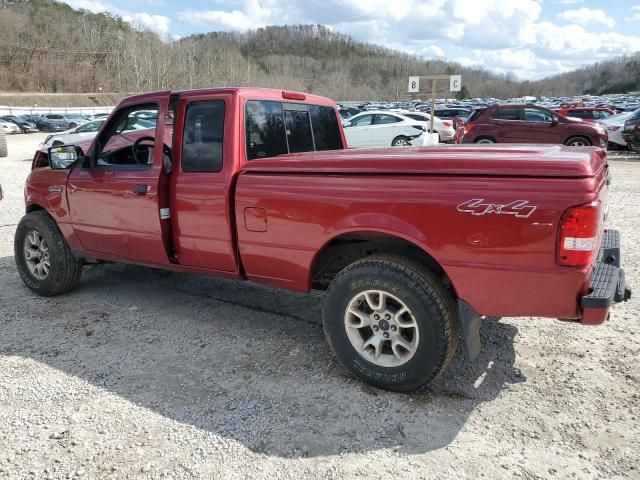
[457,199,537,218]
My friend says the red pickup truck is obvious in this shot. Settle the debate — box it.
[15,88,630,391]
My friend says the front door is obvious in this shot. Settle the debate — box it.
[345,114,374,148]
[522,107,562,144]
[67,95,171,265]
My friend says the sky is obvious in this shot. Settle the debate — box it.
[61,0,640,80]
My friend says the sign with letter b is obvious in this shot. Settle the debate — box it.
[408,76,419,93]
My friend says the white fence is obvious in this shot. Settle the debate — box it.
[0,106,114,116]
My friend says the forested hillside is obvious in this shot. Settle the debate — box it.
[0,0,638,100]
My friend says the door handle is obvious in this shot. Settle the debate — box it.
[133,184,150,195]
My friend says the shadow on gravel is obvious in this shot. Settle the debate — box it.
[0,256,522,458]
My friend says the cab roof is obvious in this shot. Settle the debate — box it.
[121,88,337,108]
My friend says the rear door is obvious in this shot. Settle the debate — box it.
[67,94,171,264]
[491,107,525,142]
[522,107,562,143]
[371,113,402,147]
[170,91,238,272]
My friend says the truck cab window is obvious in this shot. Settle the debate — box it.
[182,100,225,172]
[246,101,288,160]
[95,105,159,168]
[284,110,314,154]
[309,105,343,151]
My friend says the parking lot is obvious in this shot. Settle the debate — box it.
[0,133,639,479]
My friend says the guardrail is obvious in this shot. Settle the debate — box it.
[0,106,114,116]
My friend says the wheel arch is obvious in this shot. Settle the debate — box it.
[26,203,46,214]
[309,229,456,295]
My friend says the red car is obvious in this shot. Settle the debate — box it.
[15,88,630,391]
[461,104,607,147]
[553,107,616,122]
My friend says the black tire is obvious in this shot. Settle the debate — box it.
[69,123,77,129]
[474,136,496,144]
[564,136,591,147]
[628,140,640,153]
[14,211,83,296]
[0,131,7,157]
[391,136,410,147]
[322,255,460,391]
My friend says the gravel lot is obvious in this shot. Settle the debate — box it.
[0,134,639,480]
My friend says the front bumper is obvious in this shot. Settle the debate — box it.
[581,229,632,325]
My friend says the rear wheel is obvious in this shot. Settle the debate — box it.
[392,136,410,147]
[564,136,591,147]
[322,255,460,391]
[14,211,83,296]
[628,140,640,152]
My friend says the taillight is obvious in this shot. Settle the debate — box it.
[442,121,452,127]
[558,202,601,267]
[465,123,475,134]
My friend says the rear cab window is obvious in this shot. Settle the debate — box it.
[245,100,343,160]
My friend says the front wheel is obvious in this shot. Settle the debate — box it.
[564,136,591,147]
[322,255,460,391]
[628,140,640,153]
[14,211,83,296]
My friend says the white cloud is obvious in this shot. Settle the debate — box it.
[558,7,615,28]
[62,0,640,79]
[125,12,171,35]
[627,5,640,22]
[60,0,171,35]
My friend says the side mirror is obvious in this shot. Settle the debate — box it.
[551,116,559,126]
[48,145,83,170]
[342,121,352,127]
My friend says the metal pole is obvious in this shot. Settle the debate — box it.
[430,78,436,134]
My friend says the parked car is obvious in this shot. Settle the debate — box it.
[433,107,472,123]
[553,107,615,122]
[461,104,607,147]
[0,129,6,157]
[42,114,88,129]
[622,108,640,152]
[39,116,156,148]
[25,115,67,133]
[0,120,20,135]
[343,111,427,147]
[39,119,106,148]
[1,115,38,133]
[597,112,634,149]
[397,110,455,143]
[15,88,631,392]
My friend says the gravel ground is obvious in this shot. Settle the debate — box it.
[0,134,639,480]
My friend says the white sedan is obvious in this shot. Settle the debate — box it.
[39,117,156,148]
[343,111,427,148]
[1,120,20,135]
[597,111,633,148]
[394,110,455,142]
[40,119,105,148]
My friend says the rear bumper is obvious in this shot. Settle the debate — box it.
[580,229,631,325]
